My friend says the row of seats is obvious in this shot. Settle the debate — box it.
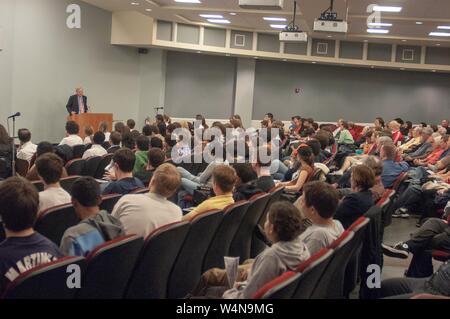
[1,187,285,299]
[65,154,113,179]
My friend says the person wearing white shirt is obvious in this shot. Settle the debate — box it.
[112,163,182,238]
[16,129,37,162]
[83,132,107,160]
[35,153,71,212]
[59,120,83,147]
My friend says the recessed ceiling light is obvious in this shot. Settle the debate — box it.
[254,57,259,59]
[200,14,223,18]
[270,24,287,29]
[402,39,407,42]
[432,69,437,72]
[175,0,201,3]
[312,61,317,64]
[368,22,393,27]
[283,59,287,61]
[197,51,202,53]
[436,43,441,46]
[145,8,152,12]
[429,32,450,37]
[263,17,287,22]
[207,19,231,24]
[416,21,423,25]
[372,6,402,12]
[229,12,237,16]
[131,2,139,5]
[437,26,450,30]
[367,29,389,34]
[327,35,332,38]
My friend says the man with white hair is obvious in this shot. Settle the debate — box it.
[66,87,88,115]
[389,120,403,145]
[442,119,450,135]
[399,127,422,154]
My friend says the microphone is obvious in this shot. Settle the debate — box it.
[8,112,21,119]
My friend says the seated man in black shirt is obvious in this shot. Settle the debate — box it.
[0,177,64,293]
[233,163,260,201]
[134,148,166,186]
[103,148,144,195]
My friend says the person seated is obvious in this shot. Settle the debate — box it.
[121,132,136,150]
[112,164,182,238]
[16,129,37,162]
[102,148,144,195]
[365,156,385,202]
[60,177,124,256]
[0,177,64,292]
[134,148,166,185]
[382,217,450,279]
[233,163,260,201]
[83,126,94,145]
[399,127,422,154]
[337,121,355,148]
[133,135,150,174]
[388,120,404,145]
[98,121,111,143]
[403,128,434,160]
[183,165,236,221]
[59,120,83,147]
[295,181,344,254]
[150,136,164,150]
[413,135,448,167]
[192,201,310,299]
[335,165,375,229]
[278,145,315,193]
[35,153,71,212]
[380,143,409,189]
[127,119,138,134]
[0,125,13,179]
[26,142,69,181]
[107,131,122,154]
[82,131,107,160]
[253,146,275,192]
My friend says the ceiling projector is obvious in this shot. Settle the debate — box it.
[239,0,284,10]
[313,20,348,33]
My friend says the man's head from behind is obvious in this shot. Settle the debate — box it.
[299,181,339,223]
[71,177,101,219]
[127,119,136,130]
[109,131,122,146]
[18,129,31,145]
[380,143,397,161]
[112,148,136,175]
[36,142,54,158]
[93,131,105,145]
[264,201,303,244]
[0,177,39,233]
[136,135,150,152]
[149,163,181,198]
[36,153,64,185]
[148,148,165,170]
[212,165,236,196]
[66,120,80,135]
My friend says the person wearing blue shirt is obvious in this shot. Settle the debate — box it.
[102,148,145,195]
[380,144,409,189]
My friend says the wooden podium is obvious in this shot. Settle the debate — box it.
[68,113,113,138]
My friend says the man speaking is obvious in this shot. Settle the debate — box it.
[66,87,88,115]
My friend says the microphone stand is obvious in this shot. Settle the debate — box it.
[9,115,17,176]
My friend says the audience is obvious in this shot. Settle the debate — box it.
[35,153,71,212]
[278,145,315,193]
[183,165,236,221]
[133,135,150,173]
[103,148,144,195]
[59,121,83,147]
[82,131,107,159]
[107,131,122,154]
[98,121,111,142]
[253,146,275,192]
[112,163,182,238]
[380,143,409,189]
[16,129,37,162]
[26,142,68,181]
[0,177,64,292]
[84,126,94,145]
[60,177,125,256]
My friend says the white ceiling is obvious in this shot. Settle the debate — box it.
[82,0,450,46]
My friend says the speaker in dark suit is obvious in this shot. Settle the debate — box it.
[66,88,89,115]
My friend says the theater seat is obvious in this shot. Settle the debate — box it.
[60,176,81,193]
[1,256,86,299]
[310,231,356,299]
[82,156,102,177]
[76,235,143,299]
[35,203,80,245]
[72,145,86,159]
[167,210,224,299]
[229,193,270,262]
[251,186,284,258]
[203,201,251,271]
[432,250,450,262]
[125,222,190,299]
[392,172,408,193]
[66,159,86,176]
[253,271,299,299]
[100,194,123,213]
